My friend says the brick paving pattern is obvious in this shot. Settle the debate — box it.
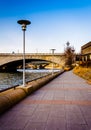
[0,71,91,130]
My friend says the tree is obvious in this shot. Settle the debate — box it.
[64,41,75,66]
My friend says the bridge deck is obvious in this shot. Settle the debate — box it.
[0,71,91,130]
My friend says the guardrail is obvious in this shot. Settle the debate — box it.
[0,53,64,56]
[0,72,61,93]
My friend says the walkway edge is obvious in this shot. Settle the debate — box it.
[0,70,64,115]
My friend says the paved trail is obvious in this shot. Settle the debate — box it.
[0,71,91,130]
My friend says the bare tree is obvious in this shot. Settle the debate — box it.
[64,41,75,66]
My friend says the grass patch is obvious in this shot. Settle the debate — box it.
[73,66,91,82]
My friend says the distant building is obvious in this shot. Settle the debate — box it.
[81,41,91,63]
[81,41,91,55]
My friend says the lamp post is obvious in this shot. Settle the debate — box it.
[71,48,75,64]
[17,20,31,87]
[51,49,56,75]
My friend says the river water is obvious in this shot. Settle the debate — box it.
[0,69,60,91]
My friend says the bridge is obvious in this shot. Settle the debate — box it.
[0,53,65,72]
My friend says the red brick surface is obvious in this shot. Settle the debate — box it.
[0,71,91,130]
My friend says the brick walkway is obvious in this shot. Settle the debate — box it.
[0,71,91,130]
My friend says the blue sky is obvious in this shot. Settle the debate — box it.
[0,0,91,53]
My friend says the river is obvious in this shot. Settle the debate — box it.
[0,69,60,91]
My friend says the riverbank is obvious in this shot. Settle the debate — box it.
[0,71,64,115]
[0,70,52,91]
[73,66,91,84]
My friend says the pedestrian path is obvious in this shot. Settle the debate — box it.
[0,71,91,130]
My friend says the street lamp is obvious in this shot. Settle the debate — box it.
[51,49,56,75]
[17,20,31,87]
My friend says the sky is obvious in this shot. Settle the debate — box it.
[0,0,91,53]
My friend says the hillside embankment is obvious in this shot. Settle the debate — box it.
[73,66,91,84]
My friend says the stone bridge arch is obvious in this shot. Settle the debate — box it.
[0,59,52,72]
[0,53,66,72]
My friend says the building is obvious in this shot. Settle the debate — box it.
[81,41,91,65]
[81,41,91,54]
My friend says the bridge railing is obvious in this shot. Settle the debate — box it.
[0,53,64,56]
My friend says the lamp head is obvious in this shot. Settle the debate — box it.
[51,49,56,54]
[17,20,31,30]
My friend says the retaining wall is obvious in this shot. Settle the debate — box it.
[0,71,64,115]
